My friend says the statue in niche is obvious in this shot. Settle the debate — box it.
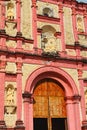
[7,2,14,20]
[5,85,15,106]
[44,37,57,53]
[5,85,16,114]
[41,32,57,54]
[77,17,84,32]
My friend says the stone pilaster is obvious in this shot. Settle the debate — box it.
[0,59,7,130]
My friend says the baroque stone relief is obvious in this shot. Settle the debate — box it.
[6,40,17,48]
[4,84,17,127]
[6,2,15,21]
[42,36,57,53]
[41,26,57,54]
[5,22,17,36]
[77,16,84,32]
[4,84,16,114]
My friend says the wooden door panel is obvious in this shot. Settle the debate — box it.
[49,96,66,117]
[33,96,48,117]
[33,79,66,118]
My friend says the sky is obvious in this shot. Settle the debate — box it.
[77,0,87,3]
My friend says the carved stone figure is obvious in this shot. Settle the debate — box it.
[5,85,16,115]
[77,17,84,32]
[7,2,14,20]
[5,87,15,106]
[44,37,57,53]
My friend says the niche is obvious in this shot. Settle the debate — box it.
[6,2,14,21]
[43,7,53,17]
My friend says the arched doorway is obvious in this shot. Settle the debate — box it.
[33,78,68,130]
[24,66,81,130]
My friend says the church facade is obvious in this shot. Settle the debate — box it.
[0,0,87,130]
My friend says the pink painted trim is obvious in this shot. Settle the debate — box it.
[66,99,76,130]
[72,7,78,42]
[32,1,37,48]
[58,3,65,51]
[25,66,79,96]
[16,72,22,120]
[79,78,86,121]
[37,15,60,24]
[0,2,3,29]
[0,72,5,120]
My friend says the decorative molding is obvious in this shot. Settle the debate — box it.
[14,120,25,130]
[82,120,87,130]
[22,92,34,104]
[65,95,81,101]
[37,14,60,23]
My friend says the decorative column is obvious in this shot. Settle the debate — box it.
[58,3,65,53]
[0,58,7,129]
[32,0,37,50]
[14,59,25,130]
[22,92,33,130]
[73,95,81,130]
[16,0,21,33]
[77,68,87,130]
[78,68,86,121]
[72,6,78,42]
[37,28,43,54]
[16,0,23,50]
[65,96,76,130]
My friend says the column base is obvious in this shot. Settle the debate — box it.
[0,120,7,130]
[14,120,25,130]
[82,120,87,130]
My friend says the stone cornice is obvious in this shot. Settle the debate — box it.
[37,14,60,23]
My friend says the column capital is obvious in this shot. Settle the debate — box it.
[82,120,87,130]
[73,94,81,101]
[65,94,81,102]
[14,120,25,130]
[22,92,34,104]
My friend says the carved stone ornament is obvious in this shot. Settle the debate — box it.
[5,84,17,114]
[77,17,84,32]
[7,2,14,21]
[42,36,57,55]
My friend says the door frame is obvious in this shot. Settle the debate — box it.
[23,66,81,130]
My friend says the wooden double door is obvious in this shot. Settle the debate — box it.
[33,79,68,130]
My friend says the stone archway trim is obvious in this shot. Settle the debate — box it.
[25,66,79,96]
